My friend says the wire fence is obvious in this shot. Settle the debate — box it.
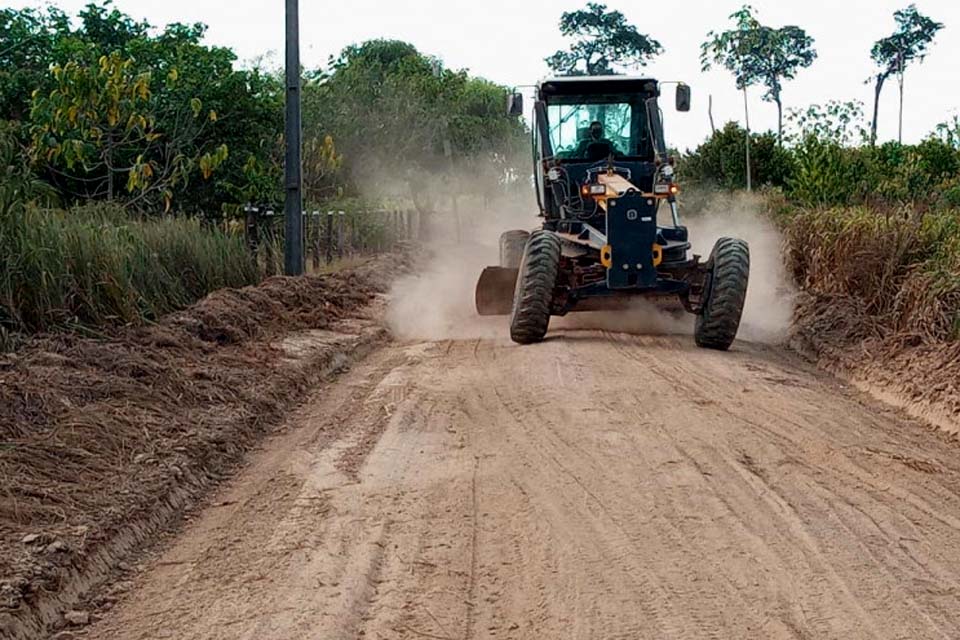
[242,205,421,275]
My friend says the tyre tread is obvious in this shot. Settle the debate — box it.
[510,230,561,344]
[695,237,750,351]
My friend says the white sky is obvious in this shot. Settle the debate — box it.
[10,0,960,150]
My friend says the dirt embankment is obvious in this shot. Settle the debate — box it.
[683,190,960,434]
[0,253,407,639]
[789,292,960,434]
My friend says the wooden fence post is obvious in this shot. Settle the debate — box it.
[263,210,276,276]
[325,210,334,264]
[244,204,259,256]
[377,210,384,253]
[349,211,357,256]
[311,211,321,271]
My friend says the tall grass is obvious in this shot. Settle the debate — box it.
[780,204,960,342]
[0,203,260,338]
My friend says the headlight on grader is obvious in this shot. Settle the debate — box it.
[653,183,680,197]
[581,184,608,197]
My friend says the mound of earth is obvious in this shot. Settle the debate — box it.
[0,253,406,639]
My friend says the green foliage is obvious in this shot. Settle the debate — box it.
[785,101,869,147]
[546,2,662,76]
[29,52,228,208]
[870,4,944,79]
[1,3,280,212]
[303,39,527,208]
[785,137,861,206]
[680,122,793,190]
[1,114,257,337]
[942,180,960,208]
[868,4,944,144]
[0,6,70,121]
[0,121,57,217]
[685,117,960,210]
[2,4,520,214]
[701,5,817,141]
[935,115,960,149]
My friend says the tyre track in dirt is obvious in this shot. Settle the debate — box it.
[82,330,960,640]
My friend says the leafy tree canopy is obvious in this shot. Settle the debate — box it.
[701,5,817,141]
[871,4,944,82]
[0,2,281,212]
[304,39,527,205]
[546,3,662,76]
[786,101,869,147]
[867,4,943,145]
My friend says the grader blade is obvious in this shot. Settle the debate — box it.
[475,267,518,316]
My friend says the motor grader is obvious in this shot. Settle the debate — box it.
[475,76,750,349]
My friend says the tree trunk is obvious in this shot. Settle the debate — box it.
[898,71,904,145]
[775,95,783,147]
[870,74,886,147]
[708,94,716,136]
[105,136,114,202]
[743,87,752,192]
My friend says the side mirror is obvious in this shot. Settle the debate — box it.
[676,83,691,112]
[507,92,524,117]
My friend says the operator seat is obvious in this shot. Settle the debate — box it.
[585,141,613,162]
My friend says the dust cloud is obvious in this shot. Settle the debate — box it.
[685,190,797,344]
[385,201,538,340]
[386,189,795,345]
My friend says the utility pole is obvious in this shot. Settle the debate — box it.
[897,46,905,145]
[283,0,304,275]
[743,86,752,192]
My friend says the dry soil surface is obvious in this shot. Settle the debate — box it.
[82,331,960,640]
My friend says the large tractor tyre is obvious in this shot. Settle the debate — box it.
[695,237,750,351]
[499,230,530,269]
[510,230,561,344]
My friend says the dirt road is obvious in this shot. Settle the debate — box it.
[85,331,960,639]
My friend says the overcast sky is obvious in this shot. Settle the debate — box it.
[10,0,959,150]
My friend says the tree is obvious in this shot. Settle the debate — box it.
[0,3,283,212]
[868,4,943,145]
[701,5,816,145]
[0,7,71,121]
[0,122,56,218]
[785,100,869,147]
[935,115,960,149]
[304,39,526,208]
[546,3,662,76]
[29,52,227,208]
[303,135,343,201]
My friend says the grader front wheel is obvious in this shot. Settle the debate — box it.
[510,230,561,345]
[695,237,750,351]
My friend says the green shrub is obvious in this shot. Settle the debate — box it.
[685,120,960,209]
[941,179,960,208]
[786,137,857,206]
[681,122,793,191]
